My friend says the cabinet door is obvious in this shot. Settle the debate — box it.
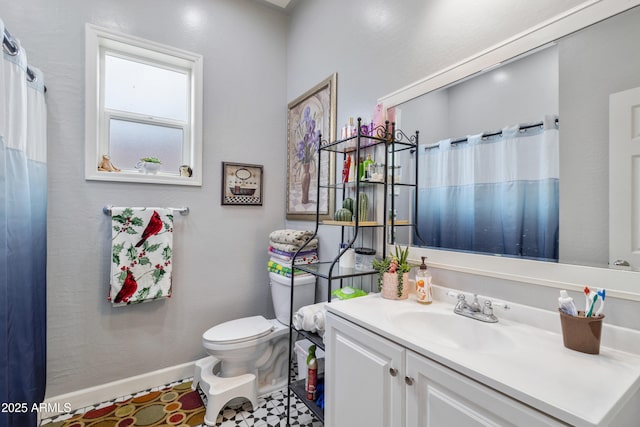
[406,351,563,427]
[325,313,405,427]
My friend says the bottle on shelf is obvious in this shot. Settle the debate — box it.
[306,345,318,400]
[363,154,374,180]
[342,154,351,183]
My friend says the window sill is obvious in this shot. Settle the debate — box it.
[86,170,201,186]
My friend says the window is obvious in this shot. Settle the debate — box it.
[85,24,203,185]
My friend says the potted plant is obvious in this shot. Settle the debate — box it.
[372,245,412,299]
[137,157,162,174]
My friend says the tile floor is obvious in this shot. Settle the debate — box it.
[40,377,322,427]
[215,388,322,426]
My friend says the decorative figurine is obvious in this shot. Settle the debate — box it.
[98,154,121,172]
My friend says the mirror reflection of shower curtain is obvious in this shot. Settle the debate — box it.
[1,22,47,427]
[417,116,559,261]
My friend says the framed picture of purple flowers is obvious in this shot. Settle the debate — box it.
[286,73,337,220]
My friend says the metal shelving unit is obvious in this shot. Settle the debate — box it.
[285,119,419,425]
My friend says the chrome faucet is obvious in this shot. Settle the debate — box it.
[448,292,510,323]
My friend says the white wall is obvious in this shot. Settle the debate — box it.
[0,0,288,397]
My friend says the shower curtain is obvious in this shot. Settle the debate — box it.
[416,116,559,260]
[1,20,47,427]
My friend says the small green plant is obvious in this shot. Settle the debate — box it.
[372,245,412,297]
[140,157,161,164]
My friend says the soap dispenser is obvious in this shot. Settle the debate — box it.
[415,256,433,304]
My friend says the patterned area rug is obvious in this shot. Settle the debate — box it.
[41,381,205,427]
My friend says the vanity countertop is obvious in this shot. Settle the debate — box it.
[325,292,640,427]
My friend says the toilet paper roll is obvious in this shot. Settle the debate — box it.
[339,248,355,269]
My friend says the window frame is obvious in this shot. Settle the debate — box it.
[85,24,203,186]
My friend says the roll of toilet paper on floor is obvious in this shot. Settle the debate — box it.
[292,302,325,332]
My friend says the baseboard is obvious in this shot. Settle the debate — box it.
[39,360,197,420]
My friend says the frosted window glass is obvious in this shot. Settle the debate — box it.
[109,119,184,174]
[104,54,188,121]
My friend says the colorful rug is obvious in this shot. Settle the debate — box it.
[41,381,205,427]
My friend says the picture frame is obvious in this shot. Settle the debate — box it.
[286,73,337,220]
[221,162,263,206]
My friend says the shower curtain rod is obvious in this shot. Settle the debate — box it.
[2,27,46,91]
[424,118,559,150]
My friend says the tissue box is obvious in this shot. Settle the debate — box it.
[295,339,325,380]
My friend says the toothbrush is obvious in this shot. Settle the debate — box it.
[595,288,606,316]
[586,293,599,317]
[583,286,592,315]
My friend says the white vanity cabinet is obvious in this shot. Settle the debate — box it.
[325,311,564,427]
[405,351,563,426]
[324,312,405,427]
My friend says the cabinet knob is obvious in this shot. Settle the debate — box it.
[389,368,398,377]
[405,376,414,386]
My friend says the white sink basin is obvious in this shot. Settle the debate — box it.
[392,310,514,353]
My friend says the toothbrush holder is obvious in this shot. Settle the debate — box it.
[558,309,605,354]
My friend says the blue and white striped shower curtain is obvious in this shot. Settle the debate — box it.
[1,19,47,427]
[416,116,559,261]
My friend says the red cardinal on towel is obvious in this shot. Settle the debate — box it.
[114,270,138,303]
[135,210,163,247]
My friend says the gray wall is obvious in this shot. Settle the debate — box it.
[396,45,558,144]
[1,0,287,397]
[559,6,640,267]
[447,46,558,137]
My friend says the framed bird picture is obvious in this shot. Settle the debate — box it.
[221,162,263,206]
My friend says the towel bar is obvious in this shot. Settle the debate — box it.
[103,206,189,216]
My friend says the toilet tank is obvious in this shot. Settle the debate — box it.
[269,272,316,325]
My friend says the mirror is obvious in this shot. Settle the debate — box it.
[401,45,560,263]
[379,0,640,299]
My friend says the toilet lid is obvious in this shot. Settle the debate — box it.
[203,316,275,344]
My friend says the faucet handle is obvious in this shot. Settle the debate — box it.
[482,300,494,316]
[448,291,468,311]
[482,299,510,315]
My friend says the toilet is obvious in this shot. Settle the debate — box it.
[194,272,316,426]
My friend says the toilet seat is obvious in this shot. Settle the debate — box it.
[203,315,275,345]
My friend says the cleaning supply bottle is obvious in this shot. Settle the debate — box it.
[342,154,351,183]
[306,345,318,400]
[558,290,578,316]
[415,256,433,304]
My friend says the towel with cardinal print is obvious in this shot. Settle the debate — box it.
[109,207,174,306]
